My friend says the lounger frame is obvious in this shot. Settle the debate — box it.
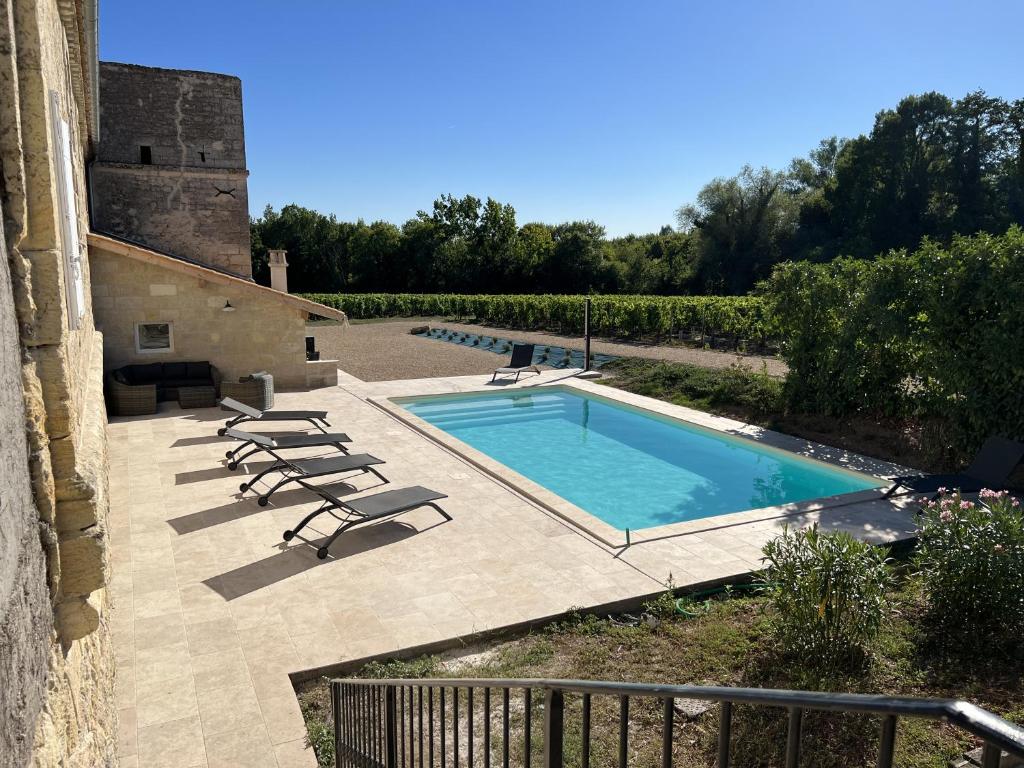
[217,396,330,435]
[882,436,1024,498]
[284,482,450,559]
[492,343,540,382]
[240,453,388,506]
[224,428,351,469]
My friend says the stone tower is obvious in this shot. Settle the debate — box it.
[90,62,252,276]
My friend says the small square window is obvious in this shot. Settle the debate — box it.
[134,322,173,354]
[140,145,152,164]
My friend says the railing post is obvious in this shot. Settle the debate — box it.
[981,743,1001,768]
[333,681,343,768]
[385,685,398,768]
[785,708,802,768]
[543,688,564,768]
[661,697,674,768]
[581,693,591,768]
[717,701,732,768]
[619,695,629,768]
[524,688,533,768]
[876,715,897,768]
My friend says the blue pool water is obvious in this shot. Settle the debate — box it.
[399,388,881,531]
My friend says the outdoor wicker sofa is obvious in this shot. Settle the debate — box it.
[107,361,221,416]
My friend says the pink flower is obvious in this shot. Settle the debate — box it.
[937,486,948,494]
[1013,499,1021,508]
[960,500,974,510]
[939,510,954,523]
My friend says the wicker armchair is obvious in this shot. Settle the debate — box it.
[220,373,274,411]
[107,375,158,416]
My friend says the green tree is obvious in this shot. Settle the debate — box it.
[348,220,403,291]
[475,197,520,285]
[250,203,347,292]
[678,166,800,293]
[514,222,554,290]
[545,221,606,292]
[798,91,1024,261]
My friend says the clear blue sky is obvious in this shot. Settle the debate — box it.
[100,1,1024,237]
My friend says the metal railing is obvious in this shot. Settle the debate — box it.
[330,677,1024,768]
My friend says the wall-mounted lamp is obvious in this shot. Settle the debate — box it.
[222,300,236,313]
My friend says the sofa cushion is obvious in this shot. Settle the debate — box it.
[163,378,211,388]
[112,369,128,385]
[134,363,164,384]
[163,362,188,379]
[186,361,212,380]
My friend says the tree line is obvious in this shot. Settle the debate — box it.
[251,199,694,295]
[252,90,1024,296]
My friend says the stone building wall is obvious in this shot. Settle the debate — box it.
[90,243,311,389]
[90,163,251,275]
[90,62,252,276]
[0,0,116,764]
[0,208,53,768]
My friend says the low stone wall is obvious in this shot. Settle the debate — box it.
[90,244,310,389]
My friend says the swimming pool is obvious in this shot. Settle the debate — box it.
[397,387,882,532]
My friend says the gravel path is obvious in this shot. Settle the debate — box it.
[309,318,787,382]
[309,320,511,381]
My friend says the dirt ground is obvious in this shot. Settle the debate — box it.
[308,318,786,382]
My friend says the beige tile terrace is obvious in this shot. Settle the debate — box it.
[107,369,919,767]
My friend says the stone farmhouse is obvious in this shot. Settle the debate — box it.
[0,2,342,764]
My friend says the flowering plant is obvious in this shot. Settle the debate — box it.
[759,525,891,667]
[914,488,1024,646]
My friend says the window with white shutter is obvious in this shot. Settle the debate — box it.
[48,90,85,330]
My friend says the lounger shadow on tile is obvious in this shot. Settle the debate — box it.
[166,498,269,535]
[202,522,420,599]
[172,435,237,448]
[174,466,242,485]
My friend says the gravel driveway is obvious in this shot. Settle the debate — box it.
[309,318,786,382]
[309,320,511,381]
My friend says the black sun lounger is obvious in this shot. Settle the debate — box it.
[284,483,450,559]
[491,343,540,382]
[239,453,388,506]
[883,436,1024,498]
[224,427,351,470]
[217,396,330,435]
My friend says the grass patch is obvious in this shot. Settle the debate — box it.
[598,357,784,421]
[297,585,1023,767]
[596,357,1000,475]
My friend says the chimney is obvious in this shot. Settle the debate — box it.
[268,249,289,293]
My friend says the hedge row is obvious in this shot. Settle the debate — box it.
[301,293,770,341]
[764,226,1024,456]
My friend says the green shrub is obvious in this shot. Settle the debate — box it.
[759,525,892,667]
[304,713,335,767]
[360,655,439,679]
[764,227,1024,459]
[914,489,1024,648]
